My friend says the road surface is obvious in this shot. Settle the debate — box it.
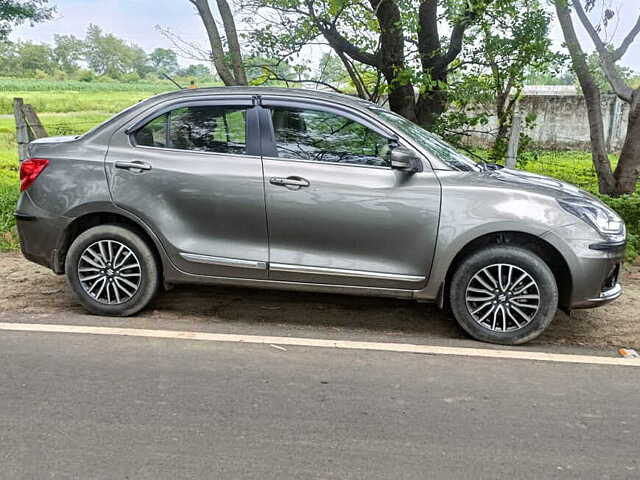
[1,324,638,479]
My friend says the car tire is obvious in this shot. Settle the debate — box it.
[65,225,159,316]
[449,246,558,345]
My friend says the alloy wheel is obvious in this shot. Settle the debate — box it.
[77,240,142,305]
[465,263,540,332]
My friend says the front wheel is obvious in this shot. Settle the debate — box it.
[65,225,159,316]
[449,246,558,345]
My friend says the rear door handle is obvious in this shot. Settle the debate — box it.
[269,176,310,188]
[115,161,152,172]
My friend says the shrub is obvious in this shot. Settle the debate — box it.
[0,175,19,251]
[75,70,94,82]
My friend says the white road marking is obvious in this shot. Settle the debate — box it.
[1,322,639,367]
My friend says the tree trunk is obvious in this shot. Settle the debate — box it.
[555,1,615,194]
[191,0,242,86]
[215,0,247,85]
[613,92,640,194]
[371,0,417,122]
[415,86,446,130]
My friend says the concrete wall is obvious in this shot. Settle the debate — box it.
[464,89,629,151]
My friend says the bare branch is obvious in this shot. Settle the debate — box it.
[255,65,346,93]
[613,16,640,61]
[572,0,634,101]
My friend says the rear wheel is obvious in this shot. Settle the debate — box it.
[65,225,159,316]
[449,246,558,345]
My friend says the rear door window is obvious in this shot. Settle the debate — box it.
[134,105,248,155]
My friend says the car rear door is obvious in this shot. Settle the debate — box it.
[258,98,441,290]
[105,96,269,279]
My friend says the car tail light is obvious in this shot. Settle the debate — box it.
[19,158,49,191]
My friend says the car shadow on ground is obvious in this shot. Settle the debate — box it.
[2,252,638,348]
[146,284,466,340]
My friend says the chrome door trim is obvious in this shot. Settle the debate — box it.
[180,252,267,270]
[269,263,425,282]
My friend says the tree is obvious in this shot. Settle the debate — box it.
[316,52,349,87]
[149,47,179,75]
[555,0,640,194]
[188,0,247,85]
[0,0,54,40]
[179,63,213,78]
[243,0,498,129]
[83,24,149,79]
[53,34,83,73]
[17,40,54,73]
[467,0,561,160]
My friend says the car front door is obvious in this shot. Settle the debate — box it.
[106,97,269,279]
[259,99,441,289]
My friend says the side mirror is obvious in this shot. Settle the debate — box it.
[390,146,423,173]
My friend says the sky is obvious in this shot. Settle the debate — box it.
[9,0,640,72]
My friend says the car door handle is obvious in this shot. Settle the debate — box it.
[269,176,310,188]
[115,161,152,171]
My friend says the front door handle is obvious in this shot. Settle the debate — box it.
[269,176,310,188]
[115,161,152,172]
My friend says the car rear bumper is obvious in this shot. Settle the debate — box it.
[15,193,68,273]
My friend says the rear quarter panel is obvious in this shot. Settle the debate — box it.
[26,138,111,217]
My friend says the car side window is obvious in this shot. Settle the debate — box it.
[134,105,248,155]
[270,107,391,167]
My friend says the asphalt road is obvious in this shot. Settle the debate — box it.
[1,330,639,480]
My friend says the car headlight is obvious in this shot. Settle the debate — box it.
[558,197,625,238]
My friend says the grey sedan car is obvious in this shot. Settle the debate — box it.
[16,87,625,344]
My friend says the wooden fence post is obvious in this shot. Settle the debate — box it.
[505,113,523,169]
[22,104,48,139]
[13,98,30,162]
[13,98,48,162]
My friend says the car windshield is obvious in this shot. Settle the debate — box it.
[370,107,481,171]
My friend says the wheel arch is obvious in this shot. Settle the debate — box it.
[54,209,166,277]
[440,231,572,310]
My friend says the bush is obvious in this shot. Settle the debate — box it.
[75,70,94,82]
[0,174,19,251]
[597,194,640,262]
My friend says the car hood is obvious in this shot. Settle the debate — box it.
[485,167,598,202]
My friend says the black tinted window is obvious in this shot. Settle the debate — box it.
[270,107,391,167]
[135,106,247,155]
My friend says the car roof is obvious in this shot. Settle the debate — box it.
[141,86,378,112]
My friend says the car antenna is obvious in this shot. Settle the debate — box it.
[162,73,184,90]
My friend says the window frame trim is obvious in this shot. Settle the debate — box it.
[258,100,400,169]
[126,97,260,157]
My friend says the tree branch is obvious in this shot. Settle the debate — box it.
[572,0,634,101]
[305,0,381,67]
[417,0,441,71]
[444,1,495,65]
[614,16,640,61]
[256,65,346,93]
[215,0,247,84]
[191,0,237,85]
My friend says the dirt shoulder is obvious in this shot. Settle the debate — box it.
[1,251,638,349]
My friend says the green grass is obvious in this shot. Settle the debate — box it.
[0,111,113,168]
[0,171,19,250]
[0,91,161,115]
[0,77,176,92]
